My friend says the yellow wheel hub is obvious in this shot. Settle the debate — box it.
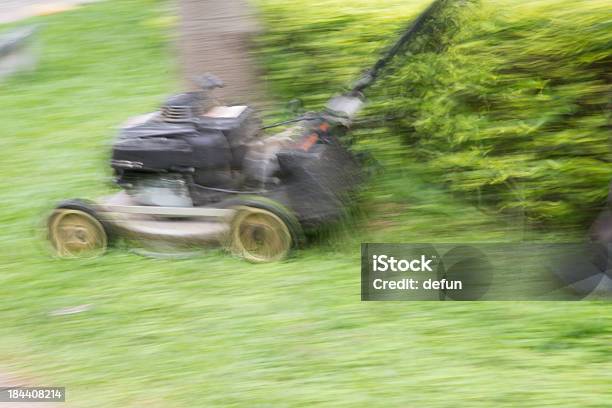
[229,207,292,263]
[48,209,107,257]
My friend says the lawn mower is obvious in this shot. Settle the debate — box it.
[46,0,448,262]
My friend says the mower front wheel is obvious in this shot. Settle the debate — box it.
[47,200,110,258]
[228,206,293,263]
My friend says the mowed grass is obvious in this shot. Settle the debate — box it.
[0,1,610,407]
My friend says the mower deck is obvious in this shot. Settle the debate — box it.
[96,192,232,246]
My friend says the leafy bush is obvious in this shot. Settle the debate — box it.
[256,0,611,228]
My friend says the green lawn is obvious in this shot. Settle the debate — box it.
[0,1,610,407]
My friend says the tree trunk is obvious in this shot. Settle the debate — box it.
[178,0,265,106]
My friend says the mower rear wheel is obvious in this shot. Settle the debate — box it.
[229,206,292,263]
[48,205,108,258]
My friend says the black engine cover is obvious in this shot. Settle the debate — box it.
[112,136,196,171]
[111,111,248,184]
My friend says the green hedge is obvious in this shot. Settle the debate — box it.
[256,0,611,227]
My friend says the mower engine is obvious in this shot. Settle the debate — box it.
[111,80,297,208]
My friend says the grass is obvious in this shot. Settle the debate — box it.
[0,0,610,407]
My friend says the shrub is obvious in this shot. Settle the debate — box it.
[256,0,611,228]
